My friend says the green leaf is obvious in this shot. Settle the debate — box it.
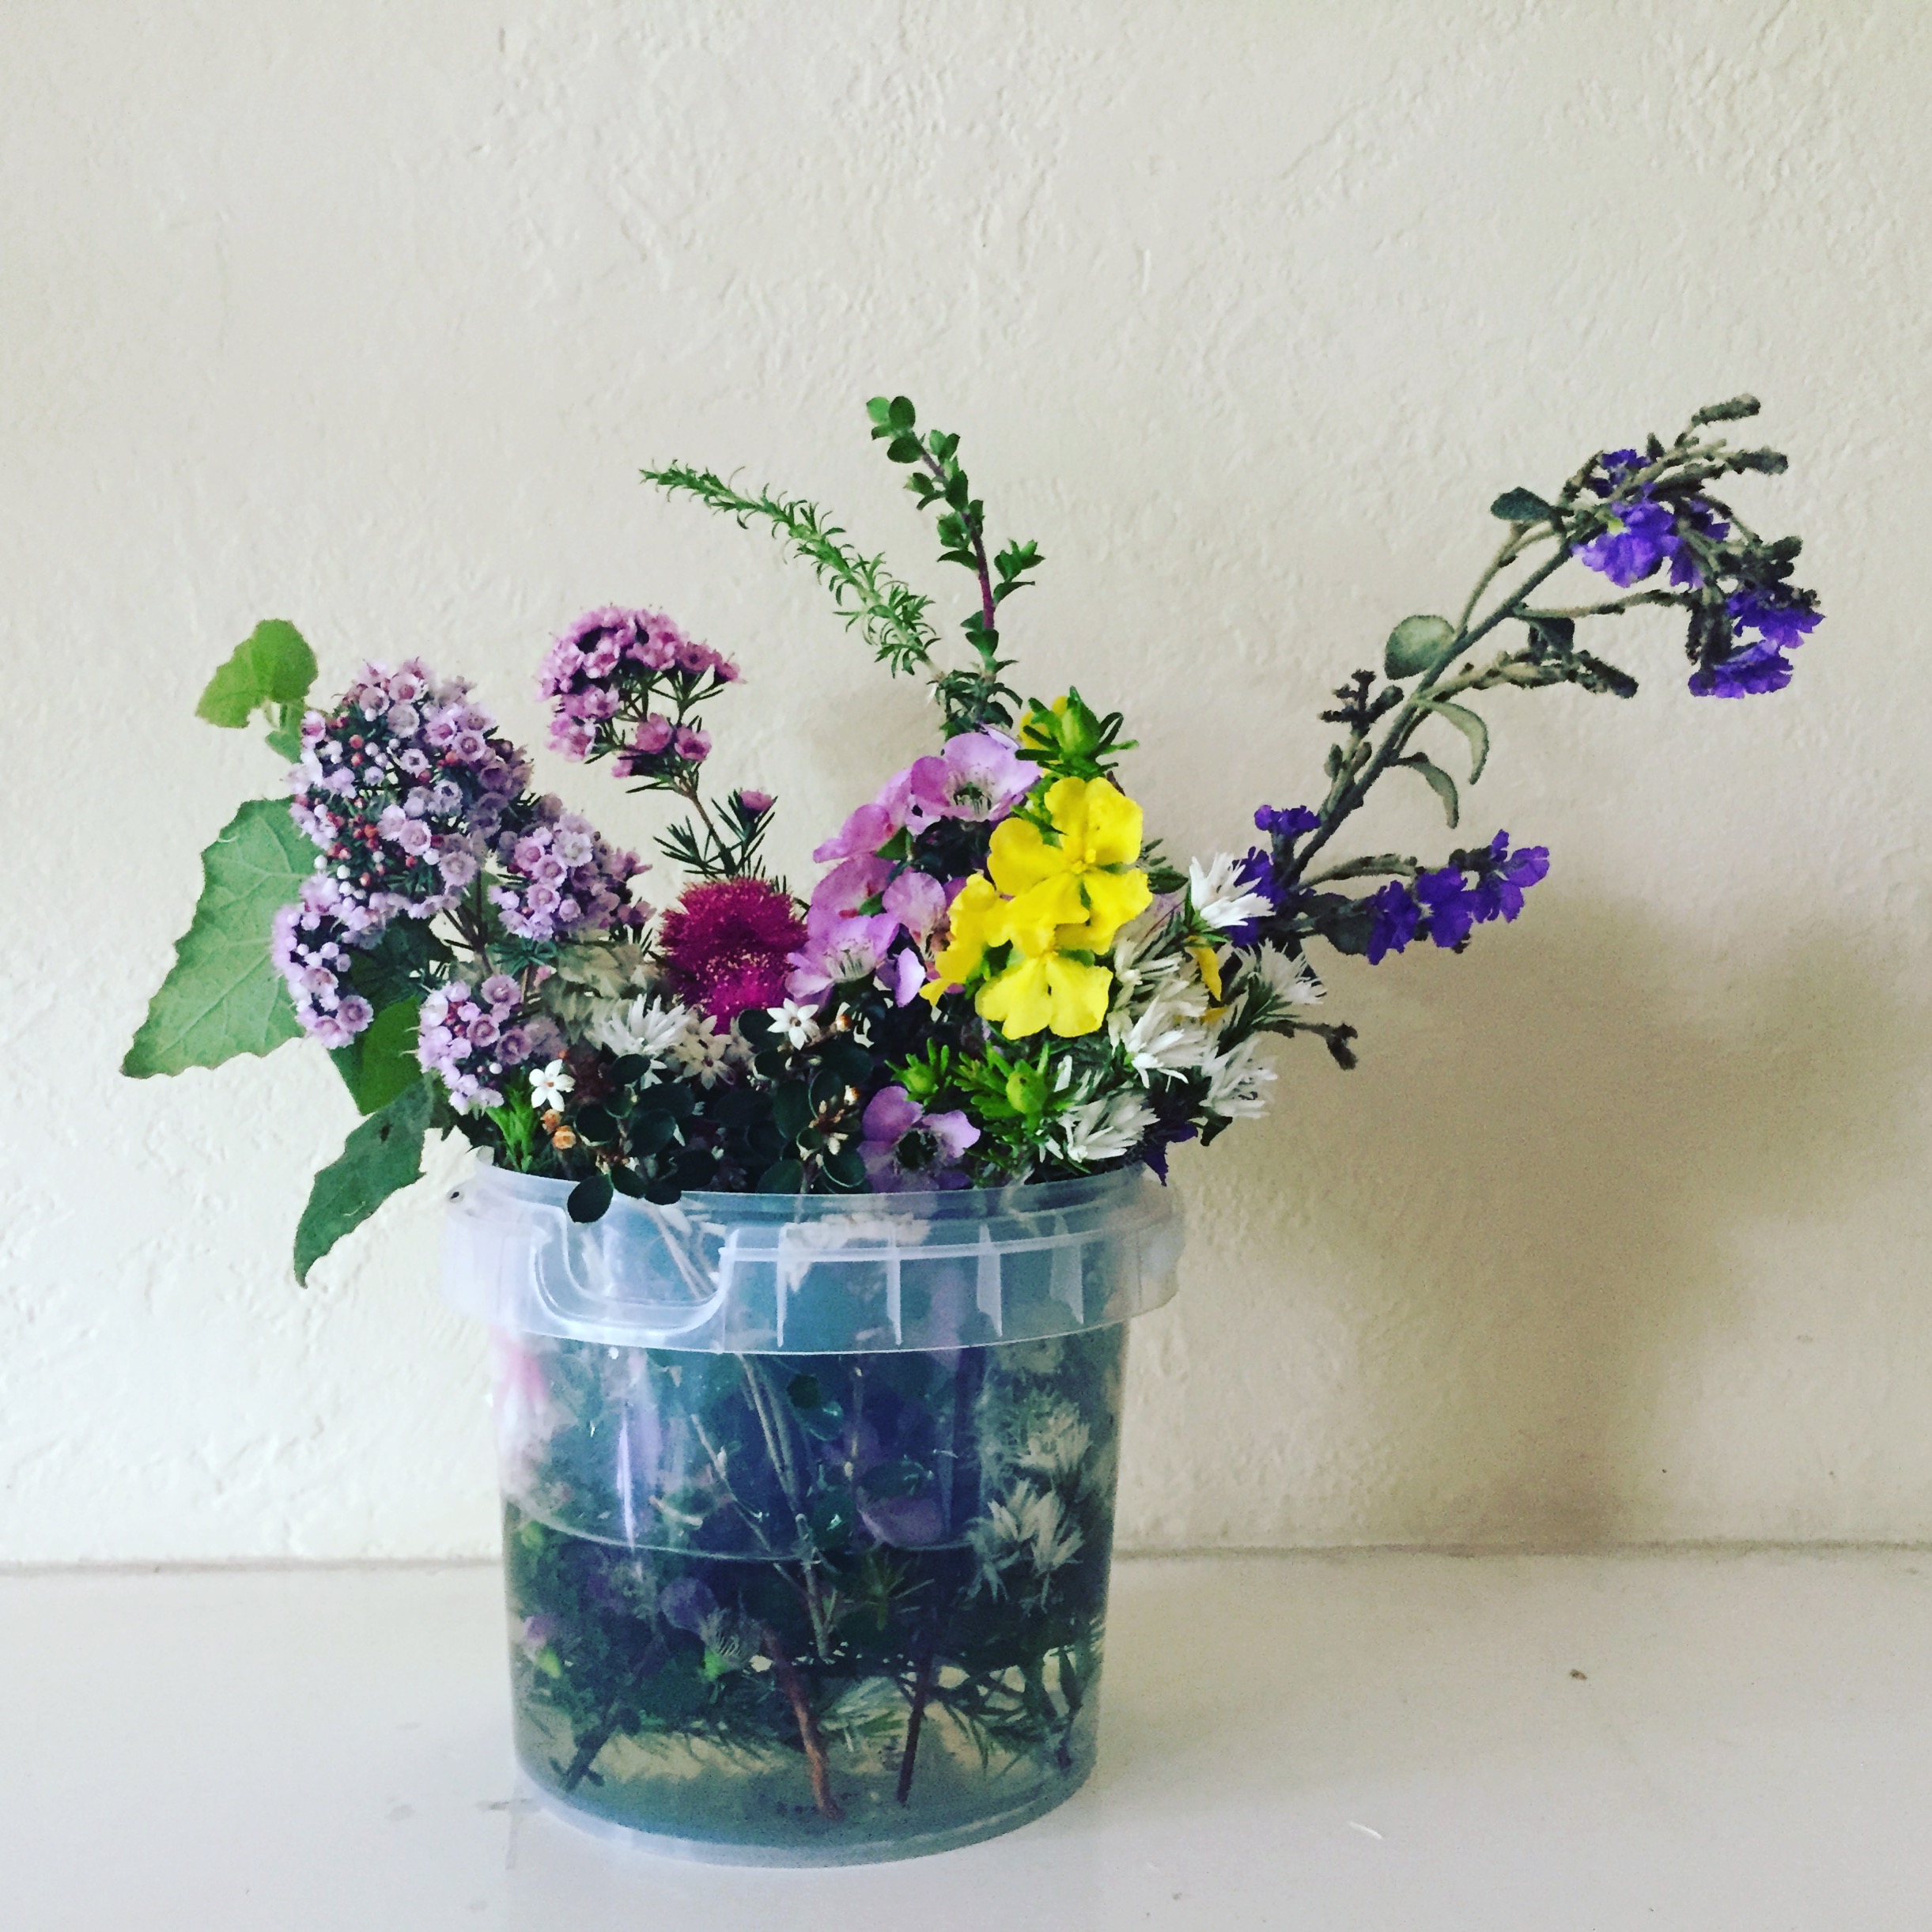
[1397,754,1460,828]
[1385,614,1457,679]
[887,395,916,429]
[293,1080,433,1284]
[195,620,318,730]
[123,798,316,1078]
[1489,487,1552,523]
[886,434,922,464]
[1419,699,1490,782]
[264,704,306,762]
[327,999,421,1116]
[568,1173,614,1224]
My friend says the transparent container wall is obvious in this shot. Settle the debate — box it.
[494,1325,1128,1863]
[447,1166,1180,1355]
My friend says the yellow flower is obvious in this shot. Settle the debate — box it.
[983,777,1152,956]
[977,949,1113,1039]
[922,777,1152,1039]
[923,875,1000,1000]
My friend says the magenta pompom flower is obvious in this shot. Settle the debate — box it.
[659,878,807,1026]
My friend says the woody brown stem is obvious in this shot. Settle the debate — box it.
[764,1630,844,1821]
[896,1638,937,1805]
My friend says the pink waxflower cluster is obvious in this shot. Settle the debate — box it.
[537,606,739,768]
[788,731,1036,1007]
[488,798,644,946]
[417,974,561,1114]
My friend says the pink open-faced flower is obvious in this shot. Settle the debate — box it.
[807,853,894,921]
[882,868,947,943]
[785,909,900,1004]
[811,800,898,864]
[904,730,1035,828]
[860,1087,980,1191]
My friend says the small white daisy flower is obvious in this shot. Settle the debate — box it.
[529,1059,574,1110]
[769,998,822,1050]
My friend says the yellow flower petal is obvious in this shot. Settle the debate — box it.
[927,875,1000,992]
[975,953,1056,1038]
[1185,939,1224,1003]
[987,816,1061,898]
[1042,954,1112,1036]
[988,874,1087,955]
[1066,776,1144,869]
[1074,866,1152,951]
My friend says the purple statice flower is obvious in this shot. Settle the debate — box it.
[1140,1117,1200,1182]
[1254,803,1320,841]
[1466,832,1550,921]
[1688,645,1794,699]
[1687,588,1820,699]
[860,1087,981,1191]
[1363,880,1423,963]
[1362,831,1549,962]
[735,788,775,817]
[1573,449,1734,590]
[1667,499,1731,590]
[1574,496,1681,588]
[1728,588,1823,654]
[1413,866,1480,948]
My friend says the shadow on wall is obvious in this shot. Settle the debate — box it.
[1156,894,1929,1548]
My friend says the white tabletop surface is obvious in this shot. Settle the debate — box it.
[4,1550,1928,1930]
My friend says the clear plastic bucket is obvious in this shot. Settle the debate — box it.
[444,1164,1182,1865]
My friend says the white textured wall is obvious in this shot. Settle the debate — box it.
[6,1,1930,1561]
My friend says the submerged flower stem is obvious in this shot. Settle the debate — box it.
[740,1361,836,1658]
[896,1632,939,1805]
[763,1629,845,1820]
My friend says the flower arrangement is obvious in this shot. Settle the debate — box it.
[125,390,1819,1274]
[123,391,1820,1854]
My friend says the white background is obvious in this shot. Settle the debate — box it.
[5,0,1929,1560]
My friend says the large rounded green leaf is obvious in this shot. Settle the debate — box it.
[122,799,314,1078]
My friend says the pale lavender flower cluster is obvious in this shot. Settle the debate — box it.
[488,798,644,945]
[287,659,530,915]
[788,731,1035,1006]
[536,606,739,771]
[417,975,561,1114]
[275,660,535,1045]
[270,875,379,1047]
